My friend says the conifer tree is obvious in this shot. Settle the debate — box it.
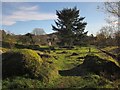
[52,7,87,47]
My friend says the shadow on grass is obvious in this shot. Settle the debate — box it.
[59,64,88,76]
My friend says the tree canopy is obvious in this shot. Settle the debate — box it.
[52,7,87,47]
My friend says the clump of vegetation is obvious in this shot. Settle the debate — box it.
[36,51,58,82]
[83,55,105,73]
[3,49,58,84]
[2,49,43,79]
[39,61,58,82]
[2,76,44,89]
[15,44,41,50]
[83,54,120,80]
[71,52,79,56]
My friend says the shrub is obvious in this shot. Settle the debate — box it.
[2,42,15,49]
[27,45,41,50]
[15,44,27,49]
[2,49,43,79]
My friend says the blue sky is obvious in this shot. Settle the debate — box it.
[1,2,107,35]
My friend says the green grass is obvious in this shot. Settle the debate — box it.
[2,76,44,89]
[51,46,102,70]
[2,46,120,89]
[48,46,120,88]
[102,46,118,52]
[2,75,114,89]
[46,74,114,88]
[95,52,120,67]
[102,46,118,55]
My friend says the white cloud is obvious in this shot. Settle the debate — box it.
[19,5,39,11]
[2,5,57,26]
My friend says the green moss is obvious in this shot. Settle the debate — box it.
[38,61,58,82]
[3,49,58,83]
[3,49,43,79]
[83,54,120,80]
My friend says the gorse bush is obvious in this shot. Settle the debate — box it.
[2,49,43,79]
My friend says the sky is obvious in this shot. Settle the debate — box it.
[1,2,108,35]
[1,0,119,2]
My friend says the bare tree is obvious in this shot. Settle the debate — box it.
[98,2,120,53]
[97,2,119,26]
[103,2,120,17]
[96,26,115,47]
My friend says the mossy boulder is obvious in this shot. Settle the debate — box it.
[83,55,105,73]
[83,55,120,80]
[36,51,58,81]
[39,61,58,82]
[3,49,58,82]
[2,49,43,79]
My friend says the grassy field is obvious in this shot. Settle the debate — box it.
[2,46,120,89]
[46,46,119,88]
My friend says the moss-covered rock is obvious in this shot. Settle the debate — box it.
[3,49,58,82]
[36,51,58,81]
[83,55,105,74]
[2,49,43,79]
[83,54,120,80]
[39,61,58,82]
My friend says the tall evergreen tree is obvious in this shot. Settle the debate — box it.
[52,7,87,47]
